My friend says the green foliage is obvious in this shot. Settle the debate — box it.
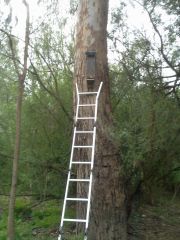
[0,14,74,197]
[109,0,180,201]
[15,199,32,220]
[69,235,84,240]
[110,63,180,201]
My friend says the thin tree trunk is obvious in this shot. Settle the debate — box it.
[7,79,24,240]
[74,1,127,239]
[7,1,29,239]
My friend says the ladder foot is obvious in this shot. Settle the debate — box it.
[84,228,88,240]
[58,227,63,240]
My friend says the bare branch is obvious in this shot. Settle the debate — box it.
[30,59,73,122]
[143,5,179,76]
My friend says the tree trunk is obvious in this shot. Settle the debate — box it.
[74,1,127,239]
[7,1,29,239]
[7,79,24,240]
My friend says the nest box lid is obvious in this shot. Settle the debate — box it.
[86,51,96,57]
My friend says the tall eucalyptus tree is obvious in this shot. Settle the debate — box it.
[74,1,127,239]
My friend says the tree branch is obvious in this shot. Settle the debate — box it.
[143,5,179,76]
[30,59,73,122]
[22,0,30,80]
[0,29,20,77]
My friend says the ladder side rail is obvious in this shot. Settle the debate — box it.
[94,82,103,121]
[59,126,77,230]
[59,171,71,229]
[94,96,98,122]
[91,127,96,170]
[97,82,103,99]
[85,171,93,231]
[75,83,80,122]
[69,127,77,170]
[85,126,96,233]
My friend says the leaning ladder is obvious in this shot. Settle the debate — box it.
[58,82,103,240]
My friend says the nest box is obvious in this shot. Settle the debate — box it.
[85,51,96,86]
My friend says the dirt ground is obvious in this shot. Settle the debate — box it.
[128,197,180,240]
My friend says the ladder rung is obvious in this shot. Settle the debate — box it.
[77,117,95,120]
[69,179,90,182]
[72,161,91,164]
[78,104,96,106]
[73,145,93,148]
[63,218,86,223]
[66,198,88,201]
[78,92,98,95]
[76,131,94,133]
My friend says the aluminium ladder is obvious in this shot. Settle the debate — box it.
[58,82,103,240]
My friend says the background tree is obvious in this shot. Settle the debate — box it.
[109,0,180,205]
[1,1,31,239]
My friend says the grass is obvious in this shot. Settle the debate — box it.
[69,236,84,240]
[0,196,80,240]
[1,193,179,240]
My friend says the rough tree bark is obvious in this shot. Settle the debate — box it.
[7,1,30,239]
[74,1,127,239]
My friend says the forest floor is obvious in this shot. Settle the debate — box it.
[128,193,180,240]
[0,193,179,240]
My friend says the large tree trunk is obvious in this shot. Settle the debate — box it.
[74,1,127,239]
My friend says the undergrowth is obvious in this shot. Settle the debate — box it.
[0,193,179,240]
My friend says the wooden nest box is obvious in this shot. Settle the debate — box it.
[85,51,96,87]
